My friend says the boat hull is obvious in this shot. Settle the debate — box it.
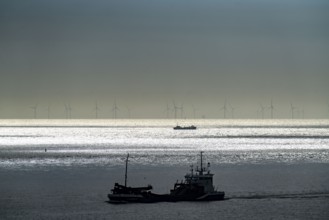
[173,127,196,130]
[108,191,225,203]
[108,193,170,203]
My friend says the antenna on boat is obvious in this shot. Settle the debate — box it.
[124,153,129,187]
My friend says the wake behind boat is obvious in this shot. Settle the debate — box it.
[108,152,225,203]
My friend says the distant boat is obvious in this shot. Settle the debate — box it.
[173,125,197,130]
[108,152,225,203]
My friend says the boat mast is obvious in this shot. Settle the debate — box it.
[125,153,129,187]
[200,151,203,175]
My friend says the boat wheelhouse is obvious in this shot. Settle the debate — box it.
[169,151,225,201]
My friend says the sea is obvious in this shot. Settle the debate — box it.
[0,119,329,219]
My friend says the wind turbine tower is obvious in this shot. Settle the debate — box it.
[192,104,198,119]
[259,104,266,119]
[164,102,171,118]
[269,99,275,119]
[229,103,235,119]
[172,101,179,119]
[64,103,69,119]
[64,103,72,119]
[30,104,38,119]
[47,105,51,119]
[220,100,228,119]
[112,100,119,119]
[179,103,184,119]
[290,102,297,119]
[68,103,72,119]
[94,101,100,119]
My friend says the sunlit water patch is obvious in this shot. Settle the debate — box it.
[0,119,329,169]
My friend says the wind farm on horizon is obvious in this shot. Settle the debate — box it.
[0,98,328,120]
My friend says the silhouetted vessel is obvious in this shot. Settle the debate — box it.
[173,125,197,130]
[108,152,225,203]
[108,154,158,203]
[168,152,225,201]
[108,183,155,203]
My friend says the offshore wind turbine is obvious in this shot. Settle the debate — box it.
[94,101,100,119]
[112,100,120,119]
[164,102,171,119]
[179,103,185,119]
[64,103,68,119]
[259,103,266,119]
[64,103,72,119]
[30,104,38,119]
[46,105,51,119]
[268,99,275,119]
[68,103,72,119]
[290,102,297,119]
[192,104,198,119]
[229,103,235,119]
[219,99,228,119]
[172,101,179,119]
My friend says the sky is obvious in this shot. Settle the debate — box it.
[0,0,328,119]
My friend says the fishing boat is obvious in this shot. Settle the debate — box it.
[107,154,158,203]
[108,152,225,203]
[168,151,225,201]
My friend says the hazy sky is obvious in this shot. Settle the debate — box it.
[1,0,328,118]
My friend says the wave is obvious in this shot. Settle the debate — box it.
[230,192,329,200]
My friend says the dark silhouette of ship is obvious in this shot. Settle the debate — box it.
[108,152,225,203]
[173,125,197,130]
[107,154,158,203]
